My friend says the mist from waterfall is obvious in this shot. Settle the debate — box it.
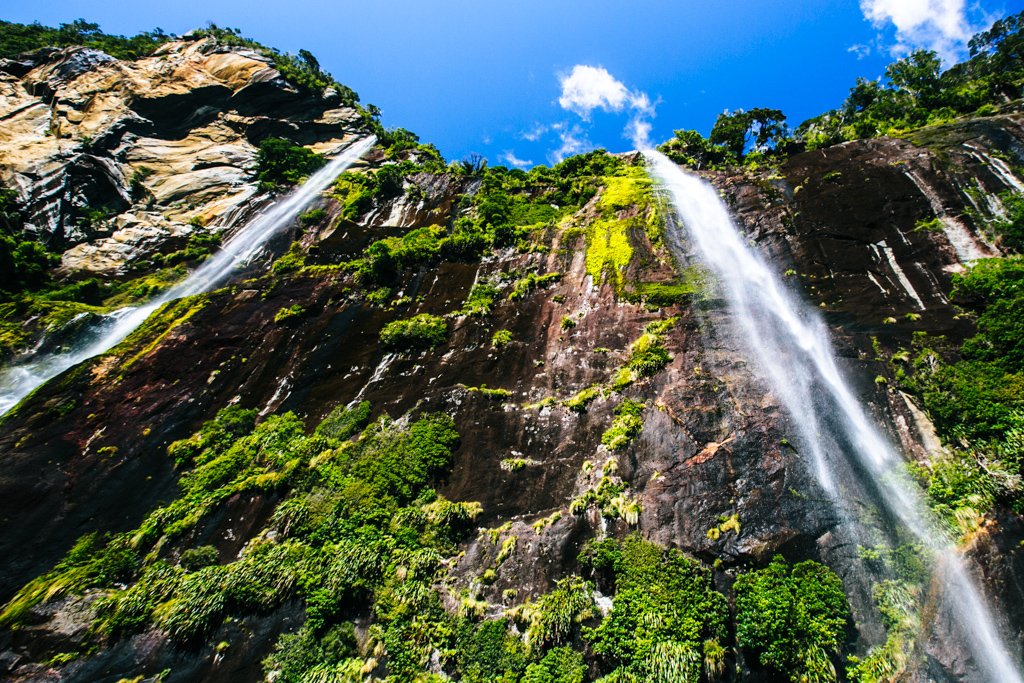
[644,148,1022,682]
[0,136,376,417]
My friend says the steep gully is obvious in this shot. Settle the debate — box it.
[645,149,1023,681]
[0,137,376,417]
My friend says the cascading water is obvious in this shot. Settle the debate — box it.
[0,136,376,417]
[644,149,1023,682]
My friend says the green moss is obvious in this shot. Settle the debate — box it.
[273,304,305,324]
[119,294,210,370]
[626,333,671,377]
[509,271,561,300]
[601,399,645,451]
[272,243,306,275]
[564,385,603,413]
[465,385,512,400]
[379,313,448,351]
[597,167,652,214]
[491,329,513,348]
[458,279,499,316]
[585,217,633,292]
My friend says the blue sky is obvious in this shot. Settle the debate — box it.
[2,0,1022,167]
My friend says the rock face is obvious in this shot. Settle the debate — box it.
[0,38,363,272]
[1,40,1023,683]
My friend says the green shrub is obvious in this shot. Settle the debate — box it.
[299,208,328,227]
[626,333,671,376]
[256,138,326,189]
[734,556,849,682]
[315,401,372,442]
[453,618,528,682]
[582,535,728,681]
[523,646,586,683]
[263,623,359,683]
[0,19,168,61]
[515,576,595,652]
[379,313,448,350]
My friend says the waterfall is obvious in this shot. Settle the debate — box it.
[644,149,1023,682]
[0,136,376,417]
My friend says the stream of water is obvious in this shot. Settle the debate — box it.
[0,136,375,417]
[644,149,1023,682]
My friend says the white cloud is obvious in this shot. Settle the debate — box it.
[556,64,658,151]
[558,65,631,119]
[859,0,984,64]
[520,123,549,142]
[626,118,652,150]
[499,151,533,169]
[848,43,872,59]
[547,123,592,164]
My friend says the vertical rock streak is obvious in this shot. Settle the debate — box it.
[644,149,1023,682]
[0,136,376,416]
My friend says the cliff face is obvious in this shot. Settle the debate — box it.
[0,37,364,272]
[0,39,1022,683]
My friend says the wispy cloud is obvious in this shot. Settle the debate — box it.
[547,123,592,164]
[520,123,549,142]
[848,43,873,59]
[499,151,533,168]
[859,0,986,64]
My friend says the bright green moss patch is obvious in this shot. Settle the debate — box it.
[458,279,499,316]
[597,167,652,214]
[585,218,633,292]
[626,333,671,377]
[491,329,513,348]
[271,242,306,275]
[379,313,448,350]
[563,385,603,413]
[601,399,645,451]
[509,271,561,300]
[273,304,305,324]
[465,385,512,400]
[585,167,657,295]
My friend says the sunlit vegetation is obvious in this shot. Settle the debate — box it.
[0,19,168,60]
[458,280,500,316]
[256,137,326,190]
[600,399,645,451]
[847,545,928,682]
[0,399,859,680]
[897,256,1024,528]
[734,556,849,682]
[379,313,448,350]
[580,535,729,681]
